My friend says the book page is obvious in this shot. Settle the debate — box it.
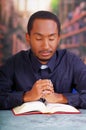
[13,101,46,114]
[45,103,80,113]
[12,101,80,115]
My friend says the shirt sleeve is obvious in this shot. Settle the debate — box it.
[64,91,86,108]
[0,57,24,109]
[64,55,86,108]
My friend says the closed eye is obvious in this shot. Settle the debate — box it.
[49,35,56,41]
[36,38,42,40]
[49,38,55,41]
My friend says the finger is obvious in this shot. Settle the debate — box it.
[37,79,52,84]
[42,90,52,95]
[39,80,53,87]
[41,83,54,92]
[36,79,54,92]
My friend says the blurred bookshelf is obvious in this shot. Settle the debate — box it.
[0,0,28,65]
[58,0,86,63]
[60,12,86,49]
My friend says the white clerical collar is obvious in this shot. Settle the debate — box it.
[40,65,48,69]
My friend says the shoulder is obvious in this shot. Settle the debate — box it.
[14,50,29,58]
[57,49,78,57]
[56,49,76,60]
[0,50,31,73]
[11,50,30,61]
[56,49,82,64]
[2,50,30,67]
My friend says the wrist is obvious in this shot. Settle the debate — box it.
[23,91,31,102]
[55,93,68,104]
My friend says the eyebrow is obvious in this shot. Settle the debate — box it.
[33,33,57,37]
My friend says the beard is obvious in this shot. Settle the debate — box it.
[37,56,51,64]
[31,49,54,64]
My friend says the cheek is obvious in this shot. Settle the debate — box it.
[50,41,58,50]
[30,43,40,54]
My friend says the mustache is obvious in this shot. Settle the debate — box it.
[39,50,52,53]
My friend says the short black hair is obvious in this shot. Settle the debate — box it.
[27,10,61,36]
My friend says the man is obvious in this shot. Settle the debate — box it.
[0,11,86,110]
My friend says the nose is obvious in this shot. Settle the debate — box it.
[42,38,49,49]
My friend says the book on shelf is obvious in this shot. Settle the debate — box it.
[12,100,80,116]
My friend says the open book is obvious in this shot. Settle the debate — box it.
[12,101,80,116]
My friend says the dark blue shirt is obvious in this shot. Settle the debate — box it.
[0,49,86,109]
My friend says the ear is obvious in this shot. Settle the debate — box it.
[58,35,61,43]
[26,33,30,46]
[56,35,61,47]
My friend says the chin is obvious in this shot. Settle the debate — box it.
[38,57,51,62]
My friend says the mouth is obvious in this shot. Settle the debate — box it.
[39,50,52,57]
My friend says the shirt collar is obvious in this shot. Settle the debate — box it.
[30,50,41,72]
[40,65,48,69]
[30,50,57,73]
[47,53,57,72]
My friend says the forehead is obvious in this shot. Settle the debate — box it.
[31,19,58,34]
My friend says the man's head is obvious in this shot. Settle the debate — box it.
[26,11,61,64]
[27,10,61,36]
